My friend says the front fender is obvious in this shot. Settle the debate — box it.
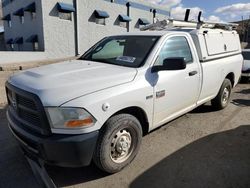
[62,81,154,133]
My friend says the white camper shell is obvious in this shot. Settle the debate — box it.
[190,29,241,62]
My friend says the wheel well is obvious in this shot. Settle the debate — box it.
[226,72,235,87]
[113,107,149,136]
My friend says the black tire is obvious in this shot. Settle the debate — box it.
[211,78,232,110]
[93,114,142,173]
[240,76,249,83]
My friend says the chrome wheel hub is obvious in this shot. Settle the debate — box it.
[222,87,230,104]
[110,129,132,163]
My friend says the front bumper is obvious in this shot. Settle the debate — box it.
[7,110,99,167]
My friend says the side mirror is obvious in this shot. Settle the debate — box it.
[152,58,186,72]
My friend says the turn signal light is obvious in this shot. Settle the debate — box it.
[66,118,94,128]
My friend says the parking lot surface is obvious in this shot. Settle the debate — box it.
[0,83,249,188]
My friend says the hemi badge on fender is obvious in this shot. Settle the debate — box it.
[156,90,165,98]
[146,95,153,100]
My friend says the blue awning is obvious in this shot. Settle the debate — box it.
[24,2,36,13]
[6,39,14,44]
[119,14,132,22]
[2,14,11,21]
[26,35,38,43]
[138,18,150,25]
[14,37,23,44]
[57,2,75,13]
[13,8,24,16]
[94,10,109,19]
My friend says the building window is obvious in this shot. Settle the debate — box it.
[2,14,12,27]
[59,12,72,20]
[26,35,39,51]
[118,14,132,28]
[21,16,24,24]
[6,39,14,51]
[138,18,150,26]
[33,42,39,51]
[138,18,150,29]
[24,2,36,20]
[14,37,23,51]
[94,10,109,25]
[57,2,75,21]
[8,20,12,27]
[13,8,24,24]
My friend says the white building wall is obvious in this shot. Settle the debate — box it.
[78,0,128,54]
[41,0,75,58]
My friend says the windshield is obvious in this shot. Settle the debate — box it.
[81,36,160,68]
[242,51,250,60]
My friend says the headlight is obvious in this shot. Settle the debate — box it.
[45,107,96,129]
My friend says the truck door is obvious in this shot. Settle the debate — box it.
[153,35,201,127]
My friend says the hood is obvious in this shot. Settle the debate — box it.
[9,60,137,106]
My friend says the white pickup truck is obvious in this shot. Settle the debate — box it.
[6,23,242,173]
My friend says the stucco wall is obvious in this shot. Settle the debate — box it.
[41,0,76,58]
[2,0,44,51]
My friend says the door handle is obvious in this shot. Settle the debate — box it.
[189,71,198,76]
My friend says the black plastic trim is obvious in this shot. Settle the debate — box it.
[5,82,51,135]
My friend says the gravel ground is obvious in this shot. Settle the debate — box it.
[0,83,249,188]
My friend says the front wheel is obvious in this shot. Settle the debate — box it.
[93,114,142,173]
[211,78,232,110]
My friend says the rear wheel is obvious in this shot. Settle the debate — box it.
[93,114,142,173]
[211,78,232,110]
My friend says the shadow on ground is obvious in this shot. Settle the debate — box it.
[232,99,250,107]
[130,125,250,188]
[47,163,108,187]
[0,106,39,188]
[190,103,216,114]
[235,88,250,95]
[232,87,250,107]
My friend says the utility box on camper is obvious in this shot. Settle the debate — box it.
[190,29,241,61]
[6,18,243,174]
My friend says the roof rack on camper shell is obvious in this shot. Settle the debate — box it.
[141,9,238,31]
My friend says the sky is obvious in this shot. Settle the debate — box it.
[143,0,250,22]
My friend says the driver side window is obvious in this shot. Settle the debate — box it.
[155,36,193,66]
